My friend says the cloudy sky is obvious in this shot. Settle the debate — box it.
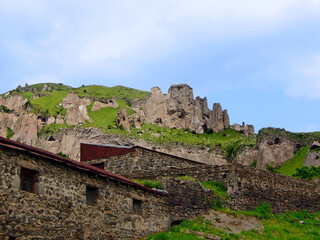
[1,0,320,132]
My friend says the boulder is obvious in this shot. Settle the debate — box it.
[303,141,320,167]
[117,107,131,131]
[0,94,27,112]
[42,84,51,92]
[256,136,295,169]
[91,98,118,111]
[62,92,91,125]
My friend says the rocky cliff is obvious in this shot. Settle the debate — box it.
[304,141,320,167]
[138,84,230,134]
[35,127,227,165]
[0,83,252,166]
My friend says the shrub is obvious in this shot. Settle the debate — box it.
[132,179,163,189]
[250,160,257,168]
[57,152,69,158]
[254,202,272,219]
[205,128,213,134]
[201,181,228,199]
[293,166,320,180]
[6,127,14,139]
[23,101,32,110]
[0,105,13,113]
[210,197,225,210]
[266,164,276,172]
[244,202,272,219]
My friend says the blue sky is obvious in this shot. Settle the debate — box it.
[1,0,320,133]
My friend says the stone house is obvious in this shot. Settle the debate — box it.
[81,143,320,214]
[80,143,206,178]
[0,137,170,240]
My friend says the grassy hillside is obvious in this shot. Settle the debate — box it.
[146,208,320,240]
[74,85,149,101]
[277,146,310,176]
[15,83,254,153]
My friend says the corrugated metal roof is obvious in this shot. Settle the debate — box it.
[0,136,168,197]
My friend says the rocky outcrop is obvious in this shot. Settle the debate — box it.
[232,122,254,137]
[61,92,91,125]
[304,141,320,167]
[0,111,41,145]
[141,85,230,133]
[256,136,295,169]
[117,107,131,131]
[41,84,51,92]
[235,147,258,166]
[91,98,118,111]
[0,94,27,112]
[35,127,227,165]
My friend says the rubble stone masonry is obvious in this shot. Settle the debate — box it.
[0,145,170,240]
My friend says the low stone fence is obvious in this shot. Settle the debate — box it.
[125,164,320,213]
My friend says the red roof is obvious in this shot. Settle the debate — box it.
[80,143,205,166]
[0,136,168,197]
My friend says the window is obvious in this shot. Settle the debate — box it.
[86,186,98,206]
[20,168,37,193]
[133,199,143,215]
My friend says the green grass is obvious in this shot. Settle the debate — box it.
[178,176,196,181]
[146,208,320,240]
[74,85,149,100]
[21,92,34,101]
[131,179,163,189]
[6,127,14,139]
[201,181,228,199]
[15,84,255,151]
[29,91,68,116]
[130,124,255,152]
[29,83,71,91]
[277,146,309,176]
[38,123,73,136]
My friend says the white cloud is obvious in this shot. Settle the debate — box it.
[285,55,320,99]
[1,0,320,86]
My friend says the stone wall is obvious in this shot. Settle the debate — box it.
[86,146,205,175]
[161,178,217,222]
[0,145,170,239]
[114,163,320,214]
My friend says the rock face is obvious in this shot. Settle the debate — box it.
[61,92,91,125]
[0,94,27,112]
[91,98,118,111]
[232,122,255,137]
[117,107,131,131]
[35,127,227,165]
[304,141,320,167]
[141,85,230,134]
[0,111,41,145]
[256,136,295,169]
[235,147,259,166]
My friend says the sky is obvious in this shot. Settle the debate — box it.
[1,0,320,133]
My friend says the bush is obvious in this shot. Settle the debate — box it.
[0,105,13,113]
[254,202,272,219]
[201,181,228,199]
[266,164,276,172]
[293,166,320,180]
[205,128,213,134]
[250,160,257,168]
[57,152,69,158]
[6,127,14,139]
[210,197,225,210]
[132,179,163,189]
